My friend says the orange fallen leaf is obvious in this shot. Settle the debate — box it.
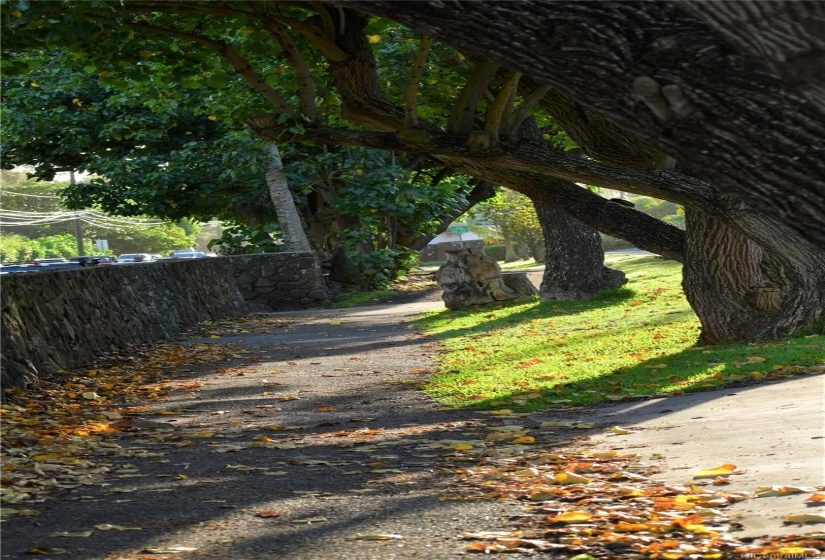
[255,510,281,518]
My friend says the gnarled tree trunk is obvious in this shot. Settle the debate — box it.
[536,204,626,301]
[683,208,825,344]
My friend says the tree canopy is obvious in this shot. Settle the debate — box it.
[2,1,823,344]
[346,0,825,247]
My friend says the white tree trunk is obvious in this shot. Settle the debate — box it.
[265,144,311,253]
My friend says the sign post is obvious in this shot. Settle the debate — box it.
[448,225,470,248]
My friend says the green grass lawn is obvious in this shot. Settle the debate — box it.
[413,255,824,410]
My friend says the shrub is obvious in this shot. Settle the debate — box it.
[483,244,507,261]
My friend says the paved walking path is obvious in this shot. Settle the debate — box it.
[2,300,823,559]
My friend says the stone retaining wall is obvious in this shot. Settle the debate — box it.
[1,253,330,390]
[229,252,329,312]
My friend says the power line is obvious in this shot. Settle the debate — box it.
[0,209,165,229]
[0,190,63,199]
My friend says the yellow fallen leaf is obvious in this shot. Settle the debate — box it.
[554,471,591,485]
[786,514,825,524]
[614,522,650,532]
[0,508,41,517]
[806,493,825,503]
[461,530,523,539]
[484,431,516,441]
[487,409,514,415]
[511,436,535,444]
[693,463,736,479]
[31,453,63,461]
[184,432,214,438]
[610,426,634,435]
[588,451,620,458]
[290,516,327,524]
[49,530,93,537]
[487,425,525,431]
[552,511,592,523]
[370,469,404,474]
[745,356,766,363]
[756,485,818,497]
[350,534,403,540]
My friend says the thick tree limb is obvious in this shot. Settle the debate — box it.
[248,118,687,260]
[340,0,825,246]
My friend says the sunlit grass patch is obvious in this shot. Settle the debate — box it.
[412,255,824,410]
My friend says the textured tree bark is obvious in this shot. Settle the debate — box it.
[265,145,312,253]
[343,0,825,247]
[536,204,626,301]
[683,209,825,344]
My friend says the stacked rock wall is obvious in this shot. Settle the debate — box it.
[228,252,329,312]
[1,253,330,389]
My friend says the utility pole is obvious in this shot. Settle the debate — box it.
[70,171,85,256]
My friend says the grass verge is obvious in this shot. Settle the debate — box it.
[412,255,824,410]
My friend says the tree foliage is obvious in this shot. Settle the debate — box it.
[476,188,544,261]
[3,1,823,342]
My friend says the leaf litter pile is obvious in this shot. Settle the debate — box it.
[2,315,824,559]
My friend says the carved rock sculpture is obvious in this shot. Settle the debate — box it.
[434,250,537,309]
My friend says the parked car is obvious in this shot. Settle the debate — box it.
[69,255,118,266]
[170,250,206,259]
[117,253,154,263]
[31,257,71,265]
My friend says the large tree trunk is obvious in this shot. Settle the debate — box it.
[536,204,626,301]
[346,0,825,248]
[684,208,825,344]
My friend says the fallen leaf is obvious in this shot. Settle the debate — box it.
[554,472,591,485]
[290,516,327,524]
[552,511,592,523]
[24,547,68,554]
[255,510,281,518]
[785,514,825,524]
[610,426,635,435]
[94,521,140,530]
[350,534,404,540]
[756,485,818,497]
[48,531,93,538]
[693,463,736,479]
